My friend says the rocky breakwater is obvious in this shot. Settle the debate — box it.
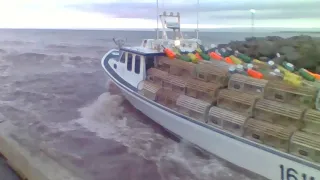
[219,35,320,73]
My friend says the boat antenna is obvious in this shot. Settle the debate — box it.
[112,37,126,49]
[156,0,159,39]
[196,0,199,39]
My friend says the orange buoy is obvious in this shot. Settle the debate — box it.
[162,46,176,59]
[209,52,223,60]
[195,52,203,60]
[224,57,235,64]
[313,74,320,80]
[247,69,263,79]
[305,69,320,80]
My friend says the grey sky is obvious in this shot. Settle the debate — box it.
[69,0,320,25]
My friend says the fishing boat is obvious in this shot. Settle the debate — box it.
[101,11,320,180]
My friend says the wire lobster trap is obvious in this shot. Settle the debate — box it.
[243,118,294,152]
[264,80,317,109]
[155,88,181,110]
[162,74,187,93]
[253,99,305,127]
[290,131,320,163]
[228,74,268,96]
[154,56,171,72]
[137,80,161,101]
[147,68,168,86]
[185,78,221,103]
[193,63,229,86]
[207,106,247,136]
[217,89,258,116]
[176,95,211,122]
[156,56,195,77]
[301,109,320,135]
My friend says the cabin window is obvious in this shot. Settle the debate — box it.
[135,55,141,74]
[120,52,126,63]
[127,53,133,71]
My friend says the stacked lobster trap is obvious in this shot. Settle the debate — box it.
[228,74,268,96]
[207,106,247,136]
[193,63,229,87]
[243,118,295,152]
[185,78,221,103]
[253,99,305,127]
[155,56,194,78]
[155,88,181,110]
[217,89,258,116]
[290,131,320,163]
[176,95,211,122]
[139,54,320,164]
[263,80,317,109]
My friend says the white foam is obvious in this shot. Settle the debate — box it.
[75,90,254,180]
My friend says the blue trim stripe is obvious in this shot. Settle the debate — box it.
[102,53,320,171]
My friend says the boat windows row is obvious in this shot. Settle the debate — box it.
[119,51,141,74]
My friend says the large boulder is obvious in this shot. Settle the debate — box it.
[256,40,277,58]
[222,35,320,72]
[259,57,269,62]
[285,51,301,63]
[266,36,283,41]
[279,46,295,55]
[295,41,320,71]
[228,41,244,50]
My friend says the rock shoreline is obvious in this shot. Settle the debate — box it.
[218,35,320,73]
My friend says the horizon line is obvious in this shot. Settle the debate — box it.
[0,27,319,33]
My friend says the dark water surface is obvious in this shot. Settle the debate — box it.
[0,29,304,180]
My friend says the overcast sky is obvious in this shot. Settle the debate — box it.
[0,0,319,29]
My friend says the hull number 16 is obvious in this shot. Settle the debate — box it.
[280,165,316,180]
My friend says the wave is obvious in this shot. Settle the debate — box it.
[46,44,70,49]
[46,43,110,51]
[75,82,259,180]
[6,52,48,60]
[1,40,34,46]
[0,49,6,54]
[3,51,98,64]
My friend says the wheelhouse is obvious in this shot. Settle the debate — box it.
[113,46,165,88]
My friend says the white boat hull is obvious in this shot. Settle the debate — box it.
[121,87,319,180]
[102,50,320,180]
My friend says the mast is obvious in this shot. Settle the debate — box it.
[156,0,159,39]
[196,0,199,39]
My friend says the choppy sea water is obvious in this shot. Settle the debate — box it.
[0,29,311,180]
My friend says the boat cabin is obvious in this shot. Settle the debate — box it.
[110,38,201,89]
[109,46,164,89]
